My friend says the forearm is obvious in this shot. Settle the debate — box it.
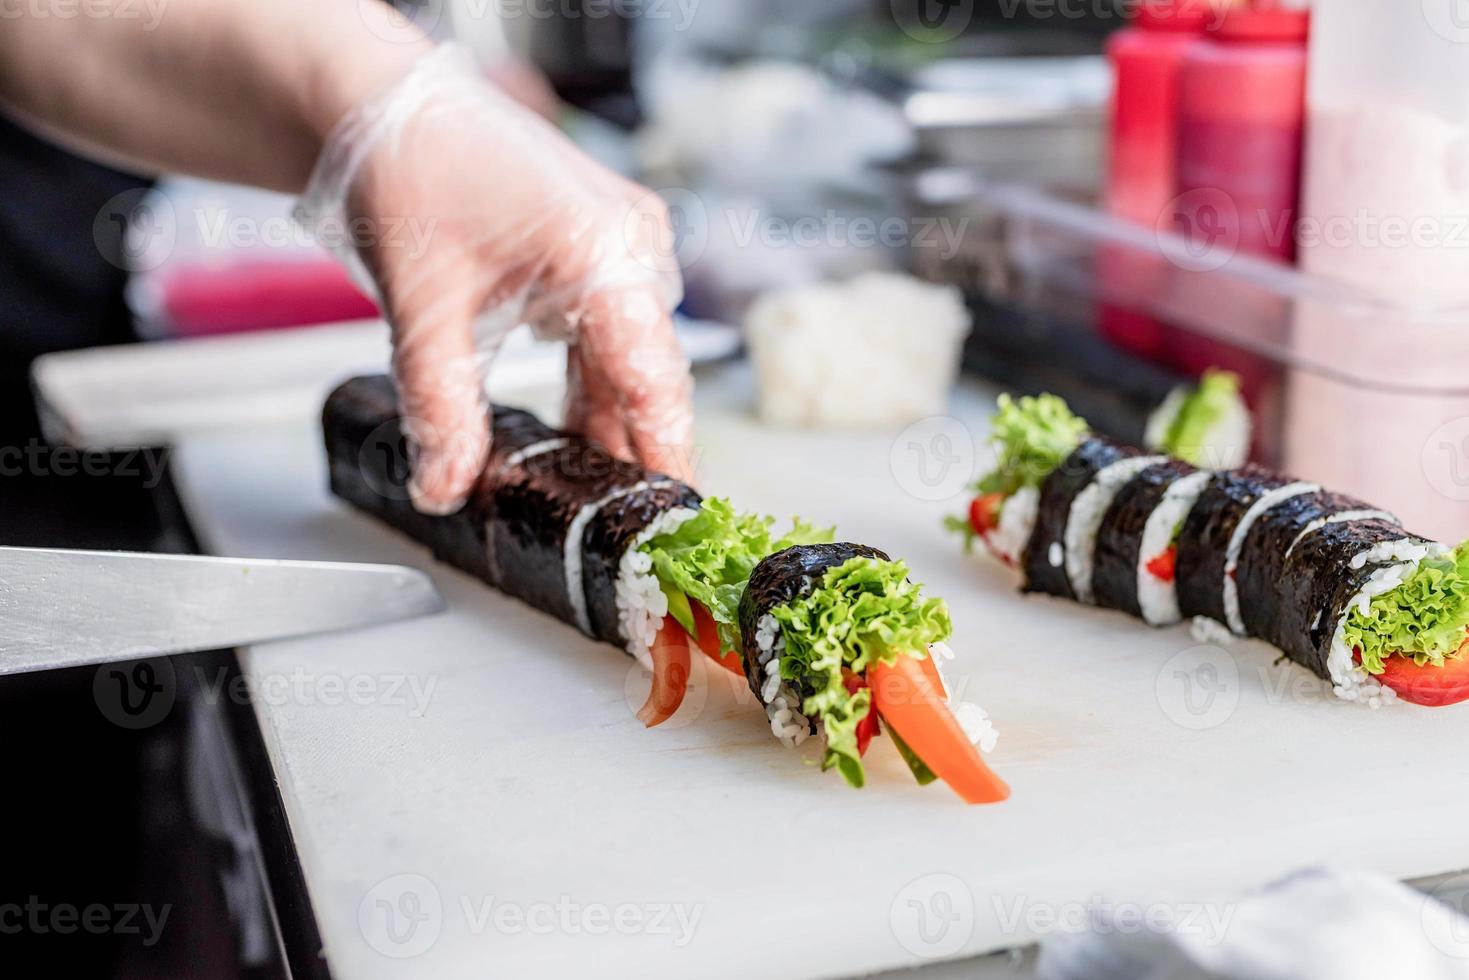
[0,0,431,191]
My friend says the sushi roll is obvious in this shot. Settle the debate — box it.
[738,543,1007,802]
[1092,459,1211,626]
[1173,466,1320,635]
[1023,437,1167,604]
[1232,490,1398,642]
[325,376,830,726]
[1264,520,1443,705]
[326,375,698,663]
[1143,368,1253,470]
[325,377,1011,800]
[950,389,1469,708]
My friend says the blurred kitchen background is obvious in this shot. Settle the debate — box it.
[41,0,1465,545]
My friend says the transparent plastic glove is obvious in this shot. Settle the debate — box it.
[299,44,692,515]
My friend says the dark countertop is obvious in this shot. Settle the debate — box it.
[1,452,322,979]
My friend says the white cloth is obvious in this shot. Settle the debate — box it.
[1036,867,1469,980]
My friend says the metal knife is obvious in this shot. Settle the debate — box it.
[0,547,445,675]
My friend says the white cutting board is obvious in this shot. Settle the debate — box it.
[172,362,1469,980]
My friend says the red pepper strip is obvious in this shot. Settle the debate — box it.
[869,654,1010,804]
[1145,543,1177,583]
[842,673,881,757]
[637,615,691,727]
[691,602,744,677]
[1363,634,1469,707]
[969,493,1006,537]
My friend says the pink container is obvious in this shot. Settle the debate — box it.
[1173,6,1309,263]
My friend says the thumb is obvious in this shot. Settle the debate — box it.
[389,295,492,516]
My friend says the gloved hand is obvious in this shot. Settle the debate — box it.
[299,44,692,515]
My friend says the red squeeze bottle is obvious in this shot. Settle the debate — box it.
[1101,0,1211,360]
[1105,0,1212,225]
[1172,5,1310,263]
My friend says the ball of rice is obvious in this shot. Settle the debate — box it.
[744,272,972,428]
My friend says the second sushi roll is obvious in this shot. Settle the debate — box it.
[951,390,1469,708]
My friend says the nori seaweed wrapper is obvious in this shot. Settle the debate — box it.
[738,542,889,704]
[580,482,702,646]
[485,444,658,630]
[1022,436,1147,600]
[1092,459,1199,618]
[1234,490,1388,641]
[323,375,699,650]
[1266,519,1430,679]
[1174,465,1296,625]
[323,374,500,584]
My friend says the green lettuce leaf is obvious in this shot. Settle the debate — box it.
[1344,541,1469,674]
[768,557,953,788]
[639,497,833,651]
[889,727,938,786]
[943,513,979,553]
[1151,369,1244,467]
[975,393,1088,497]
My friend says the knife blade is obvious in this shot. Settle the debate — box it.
[0,547,445,675]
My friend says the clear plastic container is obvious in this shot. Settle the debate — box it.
[946,181,1469,543]
[1300,0,1469,306]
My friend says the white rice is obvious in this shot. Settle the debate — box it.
[566,480,676,636]
[1284,510,1400,559]
[1326,538,1449,707]
[1143,384,1252,470]
[1064,456,1167,604]
[744,272,971,428]
[753,612,811,748]
[1349,537,1447,569]
[613,505,699,669]
[1143,387,1187,452]
[1221,482,1319,635]
[1136,471,1212,626]
[987,486,1039,568]
[1190,616,1235,646]
[492,438,569,482]
[951,701,1000,754]
[927,641,998,753]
